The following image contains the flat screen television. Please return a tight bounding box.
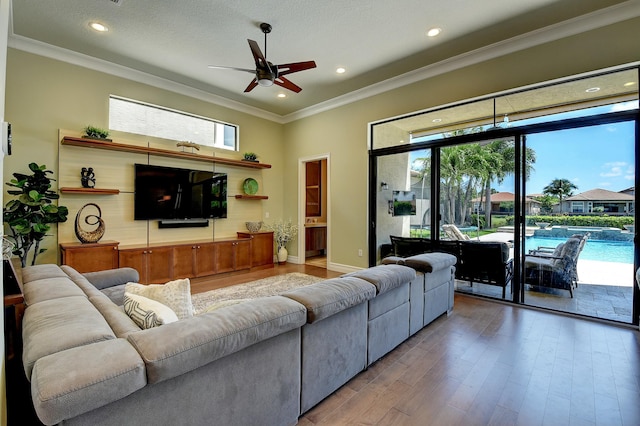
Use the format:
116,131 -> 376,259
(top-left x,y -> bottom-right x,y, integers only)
134,163 -> 227,221
392,190 -> 416,216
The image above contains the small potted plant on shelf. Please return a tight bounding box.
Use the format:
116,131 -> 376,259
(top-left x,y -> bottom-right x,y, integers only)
83,125 -> 111,141
3,163 -> 69,267
265,219 -> 297,264
243,152 -> 258,162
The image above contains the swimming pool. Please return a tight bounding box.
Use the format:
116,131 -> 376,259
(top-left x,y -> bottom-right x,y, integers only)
525,236 -> 634,264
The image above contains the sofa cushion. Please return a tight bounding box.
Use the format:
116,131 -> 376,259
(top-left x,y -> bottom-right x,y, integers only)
22,296 -> 116,380
90,294 -> 141,337
23,276 -> 87,306
343,264 -> 416,294
124,292 -> 179,329
21,264 -> 68,283
101,285 -> 126,306
60,265 -> 105,299
282,277 -> 376,323
83,267 -> 140,290
403,252 -> 457,273
125,279 -> 194,320
30,339 -> 146,426
380,256 -> 405,265
127,295 -> 306,384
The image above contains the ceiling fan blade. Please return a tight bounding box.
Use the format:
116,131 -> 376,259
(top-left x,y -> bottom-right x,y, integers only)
244,78 -> 259,93
247,39 -> 271,72
207,65 -> 255,74
276,61 -> 317,77
274,76 -> 302,93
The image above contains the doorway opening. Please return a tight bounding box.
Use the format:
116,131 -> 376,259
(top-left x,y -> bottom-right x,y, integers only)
299,155 -> 329,269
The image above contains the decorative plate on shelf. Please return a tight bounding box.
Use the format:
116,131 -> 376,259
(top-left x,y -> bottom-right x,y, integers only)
243,178 -> 259,195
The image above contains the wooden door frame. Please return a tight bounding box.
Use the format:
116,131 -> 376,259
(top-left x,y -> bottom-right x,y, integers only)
298,154 -> 330,266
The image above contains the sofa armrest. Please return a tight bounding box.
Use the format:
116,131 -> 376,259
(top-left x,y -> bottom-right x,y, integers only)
30,339 -> 146,426
282,277 -> 376,323
82,267 -> 140,290
127,295 -> 306,384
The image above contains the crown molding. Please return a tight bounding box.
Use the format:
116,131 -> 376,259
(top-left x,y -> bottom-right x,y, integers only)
7,34 -> 283,123
282,0 -> 640,123
8,0 -> 640,125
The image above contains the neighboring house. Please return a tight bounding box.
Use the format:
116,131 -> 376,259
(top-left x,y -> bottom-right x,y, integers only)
562,188 -> 635,215
472,192 -> 542,215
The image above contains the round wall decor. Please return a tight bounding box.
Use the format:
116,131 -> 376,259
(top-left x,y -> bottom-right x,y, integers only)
243,178 -> 259,195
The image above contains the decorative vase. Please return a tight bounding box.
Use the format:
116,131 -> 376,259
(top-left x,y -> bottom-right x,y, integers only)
277,246 -> 288,264
75,203 -> 106,244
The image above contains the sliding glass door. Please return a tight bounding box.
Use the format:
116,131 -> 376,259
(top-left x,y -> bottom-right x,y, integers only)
521,122 -> 636,322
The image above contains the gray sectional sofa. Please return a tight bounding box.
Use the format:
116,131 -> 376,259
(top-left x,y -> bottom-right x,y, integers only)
20,252 -> 456,426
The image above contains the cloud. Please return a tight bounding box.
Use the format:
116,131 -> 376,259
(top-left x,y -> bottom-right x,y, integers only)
599,182 -> 612,187
600,161 -> 628,177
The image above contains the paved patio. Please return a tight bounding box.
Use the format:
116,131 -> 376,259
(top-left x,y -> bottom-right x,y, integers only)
455,259 -> 634,323
458,231 -> 635,323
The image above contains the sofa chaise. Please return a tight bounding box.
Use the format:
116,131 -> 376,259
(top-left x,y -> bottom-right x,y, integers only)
20,256 -> 455,425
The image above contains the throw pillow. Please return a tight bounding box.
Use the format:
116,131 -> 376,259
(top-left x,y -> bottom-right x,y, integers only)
125,278 -> 194,320
123,292 -> 178,329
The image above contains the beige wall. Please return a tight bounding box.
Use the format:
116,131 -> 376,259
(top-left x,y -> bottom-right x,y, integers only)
3,17 -> 639,270
283,17 -> 639,268
4,49 -> 285,264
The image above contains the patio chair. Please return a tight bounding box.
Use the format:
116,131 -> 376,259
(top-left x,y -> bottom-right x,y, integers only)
524,236 -> 583,297
457,241 -> 513,299
442,224 -> 471,241
527,233 -> 589,287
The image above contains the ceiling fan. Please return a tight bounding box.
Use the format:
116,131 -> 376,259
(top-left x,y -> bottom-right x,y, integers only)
208,22 -> 317,93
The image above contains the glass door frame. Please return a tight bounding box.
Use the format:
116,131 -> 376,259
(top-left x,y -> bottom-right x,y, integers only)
369,108 -> 639,325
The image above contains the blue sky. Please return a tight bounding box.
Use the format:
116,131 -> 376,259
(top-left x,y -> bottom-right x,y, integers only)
503,120 -> 636,195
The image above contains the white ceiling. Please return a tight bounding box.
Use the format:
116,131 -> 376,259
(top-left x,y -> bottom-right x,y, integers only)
8,0 -> 639,120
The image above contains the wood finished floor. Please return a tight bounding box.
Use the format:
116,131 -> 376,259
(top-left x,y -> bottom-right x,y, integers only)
196,265 -> 640,425
297,295 -> 640,426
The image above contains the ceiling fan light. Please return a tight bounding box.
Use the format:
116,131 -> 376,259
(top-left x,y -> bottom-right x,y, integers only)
258,78 -> 273,87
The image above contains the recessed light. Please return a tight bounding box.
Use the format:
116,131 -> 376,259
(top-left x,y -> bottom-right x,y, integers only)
432,118 -> 442,123
585,87 -> 600,93
426,27 -> 442,37
623,82 -> 636,87
336,67 -> 346,74
89,22 -> 109,32
277,93 -> 286,98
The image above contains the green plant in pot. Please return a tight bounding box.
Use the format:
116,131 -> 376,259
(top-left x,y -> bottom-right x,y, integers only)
83,125 -> 110,140
243,152 -> 258,162
3,163 -> 69,267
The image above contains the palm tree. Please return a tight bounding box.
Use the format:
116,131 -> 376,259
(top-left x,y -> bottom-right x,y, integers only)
482,140 -> 536,227
543,178 -> 578,213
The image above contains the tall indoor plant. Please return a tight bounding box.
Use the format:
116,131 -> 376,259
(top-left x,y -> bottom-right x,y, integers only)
3,163 -> 69,267
266,219 -> 298,264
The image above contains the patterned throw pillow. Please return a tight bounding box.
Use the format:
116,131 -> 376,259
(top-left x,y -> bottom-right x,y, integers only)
125,278 -> 194,320
123,292 -> 179,329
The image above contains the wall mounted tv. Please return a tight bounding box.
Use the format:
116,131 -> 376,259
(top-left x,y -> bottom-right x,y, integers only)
134,163 -> 227,224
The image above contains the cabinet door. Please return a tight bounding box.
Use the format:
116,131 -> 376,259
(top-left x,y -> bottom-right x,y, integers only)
61,242 -> 119,273
234,240 -> 251,270
195,243 -> 217,277
173,245 -> 196,279
237,232 -> 274,267
119,249 -> 147,283
147,247 -> 173,284
215,241 -> 236,274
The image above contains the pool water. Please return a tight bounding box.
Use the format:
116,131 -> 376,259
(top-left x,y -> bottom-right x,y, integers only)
525,237 -> 634,264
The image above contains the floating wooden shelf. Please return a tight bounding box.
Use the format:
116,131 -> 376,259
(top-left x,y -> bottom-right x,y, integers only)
61,136 -> 272,169
235,194 -> 269,200
60,187 -> 120,195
